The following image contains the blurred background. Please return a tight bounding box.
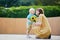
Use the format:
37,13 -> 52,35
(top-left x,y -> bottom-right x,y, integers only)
0,0 -> 60,35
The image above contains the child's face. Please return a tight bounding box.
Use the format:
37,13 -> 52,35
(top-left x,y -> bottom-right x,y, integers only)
30,10 -> 35,14
36,10 -> 40,16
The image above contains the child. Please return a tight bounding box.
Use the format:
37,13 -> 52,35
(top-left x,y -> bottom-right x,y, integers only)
26,8 -> 35,38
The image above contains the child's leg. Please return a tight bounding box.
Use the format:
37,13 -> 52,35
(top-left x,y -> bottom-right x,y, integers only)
27,25 -> 32,37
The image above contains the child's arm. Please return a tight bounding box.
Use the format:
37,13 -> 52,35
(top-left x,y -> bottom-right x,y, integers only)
35,14 -> 43,26
27,15 -> 31,20
35,22 -> 41,26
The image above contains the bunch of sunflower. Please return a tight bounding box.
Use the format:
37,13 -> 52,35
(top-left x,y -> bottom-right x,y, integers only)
30,15 -> 37,22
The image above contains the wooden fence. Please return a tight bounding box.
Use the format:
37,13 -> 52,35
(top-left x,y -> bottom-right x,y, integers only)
0,17 -> 60,35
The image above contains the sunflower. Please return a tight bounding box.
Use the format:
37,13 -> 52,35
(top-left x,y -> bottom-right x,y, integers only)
30,15 -> 37,22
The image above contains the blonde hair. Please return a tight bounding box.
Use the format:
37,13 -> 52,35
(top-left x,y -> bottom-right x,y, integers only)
29,8 -> 35,12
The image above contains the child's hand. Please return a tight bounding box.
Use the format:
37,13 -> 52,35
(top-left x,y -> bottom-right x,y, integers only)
35,22 -> 41,26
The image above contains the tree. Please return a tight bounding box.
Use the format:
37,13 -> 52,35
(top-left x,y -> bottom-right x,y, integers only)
0,0 -> 60,7
39,0 -> 60,6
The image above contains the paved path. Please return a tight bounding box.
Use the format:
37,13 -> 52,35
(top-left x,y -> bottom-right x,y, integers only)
0,34 -> 60,40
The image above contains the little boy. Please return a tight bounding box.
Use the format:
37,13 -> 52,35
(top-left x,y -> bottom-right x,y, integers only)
26,8 -> 35,38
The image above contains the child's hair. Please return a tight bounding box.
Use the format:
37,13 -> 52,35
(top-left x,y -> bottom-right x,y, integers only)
36,8 -> 44,15
29,8 -> 35,12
